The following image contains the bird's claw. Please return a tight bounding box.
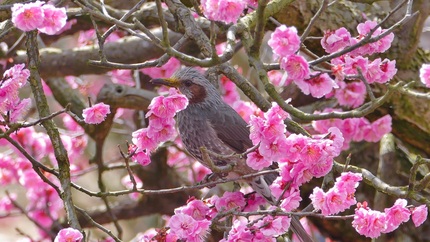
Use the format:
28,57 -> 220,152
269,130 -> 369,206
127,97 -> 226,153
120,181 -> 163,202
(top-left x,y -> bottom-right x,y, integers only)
198,172 -> 228,188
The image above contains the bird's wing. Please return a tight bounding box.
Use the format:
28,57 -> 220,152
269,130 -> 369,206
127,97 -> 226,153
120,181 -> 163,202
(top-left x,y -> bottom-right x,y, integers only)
206,103 -> 253,154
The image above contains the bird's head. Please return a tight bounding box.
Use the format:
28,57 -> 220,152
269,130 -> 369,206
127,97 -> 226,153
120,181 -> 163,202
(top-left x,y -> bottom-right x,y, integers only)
151,68 -> 221,104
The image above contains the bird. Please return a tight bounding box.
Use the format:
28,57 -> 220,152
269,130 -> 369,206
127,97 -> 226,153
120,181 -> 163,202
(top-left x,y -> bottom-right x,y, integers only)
151,67 -> 313,242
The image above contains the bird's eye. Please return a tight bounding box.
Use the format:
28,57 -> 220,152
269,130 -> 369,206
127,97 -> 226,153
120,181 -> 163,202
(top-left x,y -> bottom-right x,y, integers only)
183,80 -> 193,87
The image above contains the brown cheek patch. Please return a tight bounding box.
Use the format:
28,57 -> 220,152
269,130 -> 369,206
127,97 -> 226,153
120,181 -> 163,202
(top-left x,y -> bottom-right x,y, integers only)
189,84 -> 207,103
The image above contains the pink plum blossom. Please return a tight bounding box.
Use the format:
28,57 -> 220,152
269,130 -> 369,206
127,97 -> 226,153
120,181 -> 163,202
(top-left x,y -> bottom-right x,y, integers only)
311,187 -> 343,215
243,193 -> 267,212
249,103 -> 288,147
0,64 -> 30,107
310,187 -> 325,212
38,5 -> 67,35
212,191 -> 246,212
419,64 -> 430,88
411,205 -> 428,227
254,215 -> 291,237
221,219 -> 255,242
352,203 -> 387,238
249,115 -> 265,144
295,73 -> 338,98
268,25 -> 301,57
383,199 -> 410,233
12,1 -> 68,35
278,186 -> 302,211
146,116 -> 176,143
310,172 -> 361,216
201,0 -> 247,24
364,58 -> 384,83
3,98 -> 31,123
168,213 -> 211,241
132,150 -> 151,166
355,20 -> 394,55
312,108 -> 390,149
260,136 -> 288,161
82,102 -> 111,124
246,149 -> 271,170
379,59 -> 397,83
335,172 -> 362,194
147,88 -> 188,118
176,198 -> 210,221
11,1 -> 45,31
3,63 -> 29,86
280,54 -> 310,81
335,81 -> 366,108
54,228 -> 83,242
343,55 -> 368,76
264,102 -> 289,122
132,128 -> 157,151
331,64 -> 345,82
363,115 -> 392,142
259,123 -> 286,148
321,27 -> 352,53
132,88 -> 187,158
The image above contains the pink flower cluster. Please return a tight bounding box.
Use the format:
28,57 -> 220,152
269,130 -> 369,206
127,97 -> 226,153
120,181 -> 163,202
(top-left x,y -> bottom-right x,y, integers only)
201,0 -> 247,24
82,102 -> 111,124
331,55 -> 397,107
167,198 -> 212,241
0,125 -> 89,240
247,103 -> 289,170
0,64 -> 31,123
221,215 -> 291,241
149,190 -> 293,241
336,55 -> 397,84
269,127 -> 344,211
352,200 -> 428,238
268,25 -> 338,98
11,1 -> 67,35
420,63 -> 430,88
54,228 -> 83,242
246,103 -> 343,212
310,172 -> 362,216
10,156 -> 63,237
132,88 -> 188,166
321,20 -> 394,55
313,110 -> 392,149
321,21 -> 397,107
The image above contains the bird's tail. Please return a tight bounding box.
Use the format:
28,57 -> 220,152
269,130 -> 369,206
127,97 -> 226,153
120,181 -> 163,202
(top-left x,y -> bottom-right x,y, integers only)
249,175 -> 314,242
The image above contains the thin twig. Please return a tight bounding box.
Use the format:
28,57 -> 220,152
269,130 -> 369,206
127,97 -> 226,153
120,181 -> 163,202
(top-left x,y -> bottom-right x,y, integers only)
300,0 -> 329,42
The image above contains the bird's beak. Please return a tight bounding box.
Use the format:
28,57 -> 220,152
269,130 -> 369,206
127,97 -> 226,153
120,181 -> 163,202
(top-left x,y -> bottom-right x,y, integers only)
150,77 -> 180,87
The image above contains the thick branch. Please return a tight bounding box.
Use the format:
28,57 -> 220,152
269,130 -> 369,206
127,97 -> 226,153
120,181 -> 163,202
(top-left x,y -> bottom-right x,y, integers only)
26,31 -> 81,229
